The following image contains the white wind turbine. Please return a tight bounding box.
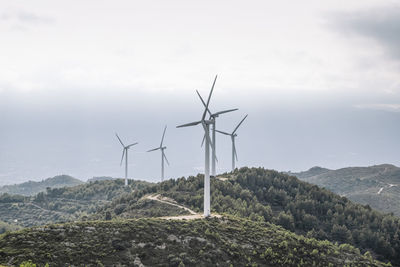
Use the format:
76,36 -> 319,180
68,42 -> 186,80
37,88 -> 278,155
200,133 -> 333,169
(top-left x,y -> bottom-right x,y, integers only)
116,133 -> 138,186
196,91 -> 238,177
176,75 -> 217,217
216,114 -> 248,171
147,125 -> 170,182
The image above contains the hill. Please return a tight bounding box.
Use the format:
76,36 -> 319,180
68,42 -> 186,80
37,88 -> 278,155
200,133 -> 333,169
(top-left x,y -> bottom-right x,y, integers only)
0,175 -> 84,196
2,167 -> 400,265
0,179 -> 154,227
94,167 -> 400,265
292,164 -> 400,216
0,216 -> 389,266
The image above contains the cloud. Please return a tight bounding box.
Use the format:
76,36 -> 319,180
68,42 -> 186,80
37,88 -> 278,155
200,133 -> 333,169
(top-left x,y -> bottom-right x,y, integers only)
0,9 -> 54,27
354,103 -> 400,112
332,6 -> 400,60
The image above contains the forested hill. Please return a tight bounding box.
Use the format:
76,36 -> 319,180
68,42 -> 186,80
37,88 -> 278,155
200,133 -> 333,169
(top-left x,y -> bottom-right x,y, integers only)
0,175 -> 84,196
2,167 -> 400,265
0,216 -> 389,266
98,167 -> 400,265
292,164 -> 400,216
0,179 -> 153,227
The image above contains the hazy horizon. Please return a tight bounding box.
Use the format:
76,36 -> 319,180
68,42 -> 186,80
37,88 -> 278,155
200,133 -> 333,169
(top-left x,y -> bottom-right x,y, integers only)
1,0 -> 400,185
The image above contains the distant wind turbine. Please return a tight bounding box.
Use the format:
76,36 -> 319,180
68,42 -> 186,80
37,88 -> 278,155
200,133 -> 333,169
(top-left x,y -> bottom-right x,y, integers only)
196,90 -> 238,177
216,114 -> 248,171
147,125 -> 170,182
116,133 -> 138,186
177,75 -> 217,217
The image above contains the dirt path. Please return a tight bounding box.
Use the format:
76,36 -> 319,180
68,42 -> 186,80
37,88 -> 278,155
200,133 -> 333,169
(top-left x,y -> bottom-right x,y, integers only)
145,194 -> 197,215
377,184 -> 398,195
161,213 -> 222,220
144,194 -> 221,220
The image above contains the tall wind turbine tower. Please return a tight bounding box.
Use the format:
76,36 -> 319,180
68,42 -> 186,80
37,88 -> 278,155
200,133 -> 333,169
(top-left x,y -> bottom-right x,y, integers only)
147,125 -> 170,182
216,114 -> 248,171
177,75 -> 217,217
116,133 -> 138,186
196,90 -> 238,177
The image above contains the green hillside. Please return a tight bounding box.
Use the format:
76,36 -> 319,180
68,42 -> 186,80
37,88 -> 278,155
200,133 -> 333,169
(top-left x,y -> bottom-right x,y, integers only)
2,167 -> 400,265
0,175 -> 84,196
292,164 -> 400,216
0,216 -> 389,267
0,179 -> 154,227
91,167 -> 400,265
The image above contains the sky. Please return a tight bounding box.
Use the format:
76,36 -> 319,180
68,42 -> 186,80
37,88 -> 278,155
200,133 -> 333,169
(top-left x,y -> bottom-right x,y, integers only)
1,0 -> 400,185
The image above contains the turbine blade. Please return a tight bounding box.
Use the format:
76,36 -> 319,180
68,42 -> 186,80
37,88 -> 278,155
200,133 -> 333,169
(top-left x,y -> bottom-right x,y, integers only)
163,151 -> 170,166
212,108 -> 238,116
201,134 -> 205,147
232,114 -> 248,134
202,122 -> 213,147
202,75 -> 217,121
176,121 -> 202,128
147,147 -> 160,152
215,130 -> 231,136
116,133 -> 125,147
127,142 -> 138,148
160,125 -> 167,147
196,90 -> 212,117
120,148 -> 126,166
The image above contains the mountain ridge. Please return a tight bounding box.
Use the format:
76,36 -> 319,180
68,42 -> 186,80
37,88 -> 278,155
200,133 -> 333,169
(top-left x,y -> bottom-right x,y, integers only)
0,175 -> 84,196
291,164 -> 400,216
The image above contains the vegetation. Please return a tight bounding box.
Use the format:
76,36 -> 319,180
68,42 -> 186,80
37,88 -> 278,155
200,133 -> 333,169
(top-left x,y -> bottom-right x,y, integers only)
0,175 -> 84,196
104,167 -> 400,265
2,167 -> 400,265
292,164 -> 400,216
0,179 -> 154,227
0,216 -> 390,266
0,220 -> 21,235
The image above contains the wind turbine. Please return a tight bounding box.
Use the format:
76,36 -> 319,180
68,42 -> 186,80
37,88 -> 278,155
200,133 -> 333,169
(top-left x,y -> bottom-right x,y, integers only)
116,133 -> 138,186
216,114 -> 248,171
176,75 -> 217,217
196,91 -> 238,177
147,125 -> 170,182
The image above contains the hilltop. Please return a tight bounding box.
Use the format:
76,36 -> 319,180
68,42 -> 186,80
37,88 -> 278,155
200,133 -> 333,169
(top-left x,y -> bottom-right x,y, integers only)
292,164 -> 400,216
0,216 -> 389,266
91,167 -> 400,265
0,175 -> 84,196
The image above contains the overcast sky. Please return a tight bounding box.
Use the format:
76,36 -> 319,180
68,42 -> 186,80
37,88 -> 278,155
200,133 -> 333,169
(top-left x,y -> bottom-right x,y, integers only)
1,0 -> 400,185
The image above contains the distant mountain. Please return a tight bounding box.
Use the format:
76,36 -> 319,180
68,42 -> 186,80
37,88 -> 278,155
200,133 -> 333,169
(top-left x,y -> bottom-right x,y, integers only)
0,175 -> 84,196
291,164 -> 400,216
0,216 -> 387,266
290,166 -> 331,179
